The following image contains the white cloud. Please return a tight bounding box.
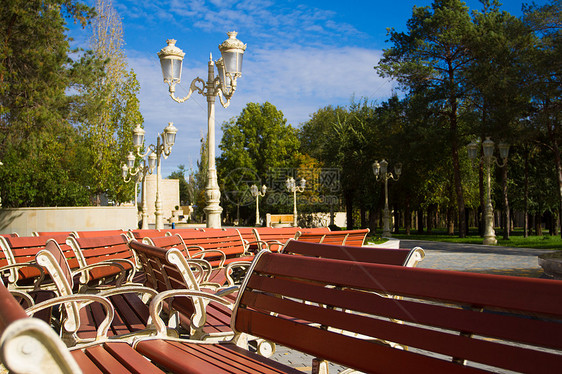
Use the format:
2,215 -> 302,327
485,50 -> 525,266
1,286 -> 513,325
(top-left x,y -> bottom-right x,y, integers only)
128,43 -> 394,177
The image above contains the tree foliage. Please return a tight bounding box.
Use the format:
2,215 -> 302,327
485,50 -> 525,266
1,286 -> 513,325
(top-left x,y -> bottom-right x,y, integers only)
217,102 -> 300,224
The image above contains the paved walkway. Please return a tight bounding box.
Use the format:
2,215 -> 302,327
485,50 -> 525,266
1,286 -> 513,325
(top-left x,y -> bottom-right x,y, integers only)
269,240 -> 556,372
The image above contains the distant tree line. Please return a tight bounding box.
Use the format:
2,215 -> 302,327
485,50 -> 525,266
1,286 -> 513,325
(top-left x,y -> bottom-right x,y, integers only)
211,0 -> 562,238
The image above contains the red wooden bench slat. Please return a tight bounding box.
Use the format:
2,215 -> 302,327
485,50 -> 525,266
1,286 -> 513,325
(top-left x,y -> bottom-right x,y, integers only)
104,342 -> 167,374
0,279 -> 29,329
70,235 -> 136,281
136,339 -> 297,374
73,230 -> 126,238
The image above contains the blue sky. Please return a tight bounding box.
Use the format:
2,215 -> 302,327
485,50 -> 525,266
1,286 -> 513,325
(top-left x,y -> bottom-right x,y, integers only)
68,0 -> 546,177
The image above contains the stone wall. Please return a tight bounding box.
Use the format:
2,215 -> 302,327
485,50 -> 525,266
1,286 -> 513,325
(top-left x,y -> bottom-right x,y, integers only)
0,206 -> 137,236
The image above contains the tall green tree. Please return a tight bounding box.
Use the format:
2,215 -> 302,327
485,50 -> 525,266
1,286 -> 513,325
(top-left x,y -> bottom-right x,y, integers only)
466,1 -> 534,239
523,0 -> 562,237
80,0 -> 142,205
376,0 -> 476,237
0,0 -> 98,207
217,102 -> 300,223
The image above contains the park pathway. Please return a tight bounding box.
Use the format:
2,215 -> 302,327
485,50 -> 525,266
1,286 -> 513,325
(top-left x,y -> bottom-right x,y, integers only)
399,239 -> 555,277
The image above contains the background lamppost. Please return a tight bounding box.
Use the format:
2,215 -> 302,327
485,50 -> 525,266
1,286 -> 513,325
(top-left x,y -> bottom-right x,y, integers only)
372,160 -> 402,237
286,177 -> 306,227
132,122 -> 177,230
157,32 -> 246,228
250,184 -> 267,227
122,152 -> 154,229
467,137 -> 509,245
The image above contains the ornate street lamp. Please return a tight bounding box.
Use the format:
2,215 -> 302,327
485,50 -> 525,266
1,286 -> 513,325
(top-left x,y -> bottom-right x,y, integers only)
373,160 -> 402,237
467,137 -> 509,245
131,122 -> 177,229
286,177 -> 306,227
122,151 -> 154,229
250,184 -> 267,227
158,32 -> 246,228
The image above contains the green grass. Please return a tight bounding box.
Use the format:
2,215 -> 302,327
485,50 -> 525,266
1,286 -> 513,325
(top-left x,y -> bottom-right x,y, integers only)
368,229 -> 562,250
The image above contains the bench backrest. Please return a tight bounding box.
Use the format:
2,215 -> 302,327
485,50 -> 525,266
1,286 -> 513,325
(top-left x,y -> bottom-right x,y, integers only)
71,229 -> 126,238
129,229 -> 165,240
0,235 -> 78,282
66,234 -> 134,283
128,239 -> 205,326
281,239 -> 424,267
172,229 -> 246,258
296,228 -> 369,246
232,252 -> 562,373
33,231 -> 72,237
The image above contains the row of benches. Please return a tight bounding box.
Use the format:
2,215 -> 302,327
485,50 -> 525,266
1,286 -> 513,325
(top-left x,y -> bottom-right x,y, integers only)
2,237 -> 562,373
0,227 -> 371,290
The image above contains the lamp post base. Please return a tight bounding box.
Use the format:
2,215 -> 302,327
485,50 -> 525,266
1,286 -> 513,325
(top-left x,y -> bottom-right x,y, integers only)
382,207 -> 392,238
205,205 -> 223,228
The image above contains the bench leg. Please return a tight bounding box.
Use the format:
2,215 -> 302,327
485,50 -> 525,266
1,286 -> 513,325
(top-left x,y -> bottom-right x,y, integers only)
312,358 -> 329,374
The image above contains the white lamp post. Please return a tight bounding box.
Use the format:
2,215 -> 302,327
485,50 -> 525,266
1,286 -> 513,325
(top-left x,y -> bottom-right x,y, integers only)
250,184 -> 267,227
158,32 -> 246,228
286,177 -> 306,227
467,137 -> 509,245
122,151 -> 154,229
373,160 -> 402,237
132,122 -> 177,229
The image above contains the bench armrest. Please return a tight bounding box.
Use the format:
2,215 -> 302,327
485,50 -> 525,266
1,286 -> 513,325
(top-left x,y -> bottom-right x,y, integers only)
149,289 -> 234,336
72,261 -> 128,289
403,247 -> 425,267
0,263 -> 46,290
244,240 -> 268,253
189,248 -> 227,268
224,261 -> 253,286
25,293 -> 114,343
8,289 -> 35,308
266,240 -> 285,252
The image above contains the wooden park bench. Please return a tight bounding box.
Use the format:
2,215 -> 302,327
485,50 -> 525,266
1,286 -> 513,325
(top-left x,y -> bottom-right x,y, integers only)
3,250 -> 562,372
0,235 -> 78,291
141,234 -> 251,287
66,234 -> 141,292
32,239 -> 158,346
168,229 -> 258,269
295,228 -> 370,246
128,239 -> 243,346
0,278 -> 167,373
137,250 -> 562,373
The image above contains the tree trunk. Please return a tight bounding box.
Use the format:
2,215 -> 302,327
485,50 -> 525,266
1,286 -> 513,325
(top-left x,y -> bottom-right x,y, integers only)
394,209 -> 400,234
417,208 -> 424,234
535,212 -> 542,236
405,197 -> 411,235
345,189 -> 354,230
447,206 -> 455,235
360,207 -> 367,229
524,146 -> 529,238
427,204 -> 434,234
